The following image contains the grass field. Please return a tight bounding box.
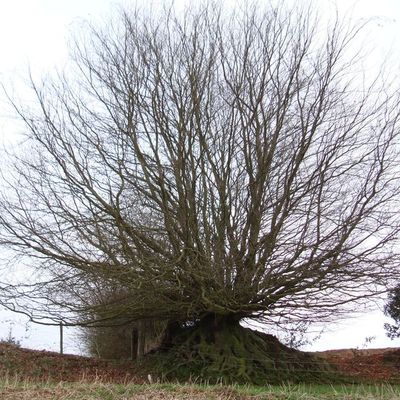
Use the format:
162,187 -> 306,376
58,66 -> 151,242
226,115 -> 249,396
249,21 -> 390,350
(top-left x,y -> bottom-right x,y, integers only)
1,379 -> 400,400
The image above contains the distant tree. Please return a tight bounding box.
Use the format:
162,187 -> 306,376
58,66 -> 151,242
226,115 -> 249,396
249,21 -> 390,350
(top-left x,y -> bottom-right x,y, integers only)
1,2 -> 400,383
0,326 -> 21,348
384,286 -> 400,339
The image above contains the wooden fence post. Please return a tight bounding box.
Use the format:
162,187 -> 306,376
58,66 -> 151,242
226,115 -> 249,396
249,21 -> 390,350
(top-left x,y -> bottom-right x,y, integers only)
59,322 -> 64,355
131,328 -> 138,360
137,320 -> 145,359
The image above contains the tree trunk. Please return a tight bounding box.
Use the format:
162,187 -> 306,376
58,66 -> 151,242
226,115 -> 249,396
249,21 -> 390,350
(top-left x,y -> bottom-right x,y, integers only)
130,328 -> 138,360
136,320 -> 145,359
146,314 -> 338,384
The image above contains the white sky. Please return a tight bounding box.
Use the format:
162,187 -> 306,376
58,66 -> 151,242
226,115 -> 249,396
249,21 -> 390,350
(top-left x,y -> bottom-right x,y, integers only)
0,0 -> 400,354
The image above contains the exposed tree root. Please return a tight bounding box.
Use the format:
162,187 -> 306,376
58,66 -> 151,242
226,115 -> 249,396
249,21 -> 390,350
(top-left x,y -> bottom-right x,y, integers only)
144,317 -> 338,385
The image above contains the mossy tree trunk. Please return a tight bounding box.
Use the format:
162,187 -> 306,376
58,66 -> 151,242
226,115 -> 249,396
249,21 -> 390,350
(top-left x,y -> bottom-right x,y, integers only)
146,314 -> 336,385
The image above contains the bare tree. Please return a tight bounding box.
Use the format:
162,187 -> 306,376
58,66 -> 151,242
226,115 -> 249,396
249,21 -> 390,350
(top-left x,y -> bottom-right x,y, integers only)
0,2 -> 400,383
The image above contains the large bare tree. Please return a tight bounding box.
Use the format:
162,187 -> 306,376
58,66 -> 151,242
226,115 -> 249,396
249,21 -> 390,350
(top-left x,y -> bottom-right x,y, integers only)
1,2 -> 400,383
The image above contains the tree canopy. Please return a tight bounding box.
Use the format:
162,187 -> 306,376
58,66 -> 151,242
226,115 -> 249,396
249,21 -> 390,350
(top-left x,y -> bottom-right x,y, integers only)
0,2 -> 399,382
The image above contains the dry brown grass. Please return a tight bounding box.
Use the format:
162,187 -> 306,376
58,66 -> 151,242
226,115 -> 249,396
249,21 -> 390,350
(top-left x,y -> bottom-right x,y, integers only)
0,381 -> 273,400
2,380 -> 400,400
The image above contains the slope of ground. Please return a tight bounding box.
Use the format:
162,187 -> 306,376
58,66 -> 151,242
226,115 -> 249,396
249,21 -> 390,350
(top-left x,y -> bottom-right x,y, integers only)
0,343 -> 144,383
317,347 -> 400,382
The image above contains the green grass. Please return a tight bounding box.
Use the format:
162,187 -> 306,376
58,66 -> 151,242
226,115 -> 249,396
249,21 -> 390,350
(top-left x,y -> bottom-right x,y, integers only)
1,379 -> 400,399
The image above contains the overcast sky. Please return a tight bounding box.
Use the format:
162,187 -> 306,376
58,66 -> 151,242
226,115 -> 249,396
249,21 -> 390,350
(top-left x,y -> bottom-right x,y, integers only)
0,0 -> 400,354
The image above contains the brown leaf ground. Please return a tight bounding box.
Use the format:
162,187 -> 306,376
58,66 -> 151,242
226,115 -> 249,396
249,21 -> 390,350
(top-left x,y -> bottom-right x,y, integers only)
317,347 -> 400,382
0,343 -> 144,383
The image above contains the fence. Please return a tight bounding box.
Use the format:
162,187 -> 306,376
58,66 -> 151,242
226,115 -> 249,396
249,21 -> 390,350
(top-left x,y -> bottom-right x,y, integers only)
0,311 -> 83,355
